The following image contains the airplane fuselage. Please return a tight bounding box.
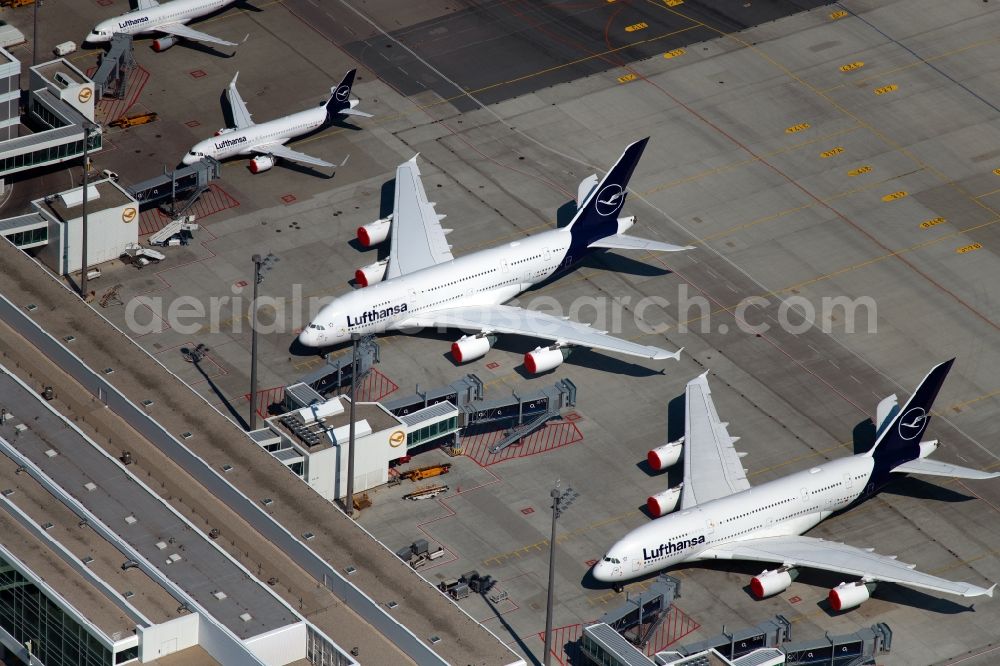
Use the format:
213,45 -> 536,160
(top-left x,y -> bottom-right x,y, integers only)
300,228 -> 576,346
184,106 -> 328,164
86,0 -> 235,42
593,455 -> 876,582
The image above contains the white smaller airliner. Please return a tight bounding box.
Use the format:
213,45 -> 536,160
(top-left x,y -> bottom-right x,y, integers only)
86,0 -> 241,52
299,138 -> 692,374
594,360 -> 998,610
183,69 -> 370,173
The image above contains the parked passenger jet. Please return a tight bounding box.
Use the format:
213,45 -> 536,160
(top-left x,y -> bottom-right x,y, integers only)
298,138 -> 691,374
594,360 -> 998,609
86,0 -> 241,52
183,69 -> 370,173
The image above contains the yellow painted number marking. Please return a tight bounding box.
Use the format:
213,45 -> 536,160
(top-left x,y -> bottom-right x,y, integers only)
881,191 -> 907,202
920,217 -> 945,229
618,73 -> 638,84
663,48 -> 686,59
874,84 -> 898,95
829,9 -> 848,19
957,242 -> 983,254
785,123 -> 811,134
820,147 -> 844,158
993,168 -> 1000,176
839,61 -> 864,72
625,22 -> 648,32
665,0 -> 684,6
848,166 -> 872,176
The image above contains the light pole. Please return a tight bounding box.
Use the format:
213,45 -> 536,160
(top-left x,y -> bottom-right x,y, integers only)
344,334 -> 377,515
542,482 -> 578,666
31,1 -> 40,66
345,333 -> 360,516
249,252 -> 277,430
79,122 -> 96,299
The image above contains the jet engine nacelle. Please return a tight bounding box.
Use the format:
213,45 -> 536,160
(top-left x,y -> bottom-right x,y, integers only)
646,486 -> 681,518
357,217 -> 392,247
355,259 -> 388,287
647,438 -> 684,471
249,155 -> 275,174
152,36 -> 179,52
750,567 -> 798,599
451,334 -> 496,363
918,439 -> 938,459
828,581 -> 874,611
617,215 -> 636,234
524,346 -> 570,374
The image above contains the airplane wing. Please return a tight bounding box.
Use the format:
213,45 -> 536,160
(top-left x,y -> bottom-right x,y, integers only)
680,372 -> 750,510
589,234 -> 693,253
158,22 -> 238,47
137,0 -> 159,9
385,155 -> 454,279
397,304 -> 680,361
226,73 -> 254,129
893,458 -> 1000,480
258,144 -> 335,169
701,534 -> 995,598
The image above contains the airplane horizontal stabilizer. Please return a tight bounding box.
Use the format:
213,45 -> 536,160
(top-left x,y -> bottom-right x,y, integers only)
340,108 -> 373,118
589,234 -> 693,253
892,458 -> 1000,480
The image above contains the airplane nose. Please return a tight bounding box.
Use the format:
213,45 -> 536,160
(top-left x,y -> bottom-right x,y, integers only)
182,155 -> 196,166
298,328 -> 320,348
592,561 -> 610,582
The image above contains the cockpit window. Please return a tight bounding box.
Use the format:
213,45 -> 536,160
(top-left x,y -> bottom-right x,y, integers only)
309,324 -> 325,331
602,556 -> 620,564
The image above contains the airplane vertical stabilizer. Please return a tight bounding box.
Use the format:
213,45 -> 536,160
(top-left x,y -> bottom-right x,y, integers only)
865,359 -> 954,481
566,138 -> 648,248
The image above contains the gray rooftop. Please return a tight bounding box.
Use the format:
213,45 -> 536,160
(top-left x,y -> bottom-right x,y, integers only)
0,369 -> 298,640
584,622 -> 654,666
398,400 -> 458,428
0,212 -> 46,234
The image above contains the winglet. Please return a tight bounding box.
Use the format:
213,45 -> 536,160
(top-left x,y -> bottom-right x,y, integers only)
986,584 -> 995,598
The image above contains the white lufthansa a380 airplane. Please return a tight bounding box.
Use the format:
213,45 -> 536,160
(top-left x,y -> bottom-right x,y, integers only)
86,0 -> 241,52
298,138 -> 691,374
594,360 -> 998,609
183,69 -> 370,173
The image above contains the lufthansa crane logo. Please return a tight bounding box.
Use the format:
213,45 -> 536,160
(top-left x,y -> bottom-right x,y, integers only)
78,87 -> 93,104
897,406 -> 926,441
594,183 -> 624,217
122,207 -> 137,223
389,430 -> 406,448
334,85 -> 350,103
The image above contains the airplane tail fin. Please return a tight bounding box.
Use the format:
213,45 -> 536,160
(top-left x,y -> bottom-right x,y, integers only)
566,138 -> 648,247
865,359 -> 954,475
326,69 -> 358,117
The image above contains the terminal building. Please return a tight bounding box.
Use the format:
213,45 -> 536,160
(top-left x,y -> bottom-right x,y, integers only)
0,48 -> 101,187
0,366 -> 330,666
0,177 -> 139,277
253,383 -> 460,502
0,237 -> 524,666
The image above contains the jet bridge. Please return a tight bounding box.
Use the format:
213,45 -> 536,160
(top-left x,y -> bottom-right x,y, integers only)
299,338 -> 381,396
666,615 -> 892,665
599,574 -> 682,649
125,157 -> 221,216
92,34 -> 135,100
383,374 -> 576,451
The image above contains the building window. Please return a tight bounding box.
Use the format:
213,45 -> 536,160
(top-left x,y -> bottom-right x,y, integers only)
0,554 -> 112,666
115,646 -> 139,664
